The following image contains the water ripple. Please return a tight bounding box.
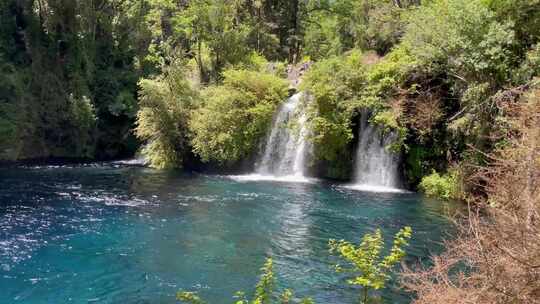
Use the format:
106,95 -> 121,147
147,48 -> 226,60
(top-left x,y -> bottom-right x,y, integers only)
0,165 -> 458,304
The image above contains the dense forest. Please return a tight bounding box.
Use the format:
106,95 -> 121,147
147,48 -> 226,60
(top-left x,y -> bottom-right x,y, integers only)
1,0 -> 538,188
1,0 -> 539,302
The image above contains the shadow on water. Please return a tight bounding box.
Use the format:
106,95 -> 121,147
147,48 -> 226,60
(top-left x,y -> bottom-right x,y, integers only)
0,164 -> 459,304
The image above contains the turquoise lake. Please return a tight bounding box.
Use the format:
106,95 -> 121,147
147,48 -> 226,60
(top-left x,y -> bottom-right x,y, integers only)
0,163 -> 456,304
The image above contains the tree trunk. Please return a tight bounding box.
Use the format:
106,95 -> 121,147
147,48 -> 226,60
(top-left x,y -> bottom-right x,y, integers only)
288,0 -> 299,63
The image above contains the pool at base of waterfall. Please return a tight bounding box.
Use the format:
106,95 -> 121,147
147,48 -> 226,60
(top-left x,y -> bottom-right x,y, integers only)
0,163 -> 457,304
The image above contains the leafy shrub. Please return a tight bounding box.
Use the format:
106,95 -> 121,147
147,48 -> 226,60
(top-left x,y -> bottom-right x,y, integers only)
371,110 -> 400,133
135,58 -> 198,169
68,94 -> 97,157
419,170 -> 460,200
355,46 -> 416,151
360,45 -> 416,103
177,258 -> 314,304
329,227 -> 413,304
189,69 -> 288,164
300,51 -> 365,162
513,44 -> 540,84
371,110 -> 407,153
301,48 -> 414,163
234,52 -> 283,75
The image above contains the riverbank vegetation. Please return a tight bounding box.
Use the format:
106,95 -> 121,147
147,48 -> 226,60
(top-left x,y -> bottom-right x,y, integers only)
1,0 -> 539,303
403,88 -> 540,304
2,0 -> 538,187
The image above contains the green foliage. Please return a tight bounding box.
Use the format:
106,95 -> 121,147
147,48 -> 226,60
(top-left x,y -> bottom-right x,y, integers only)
329,227 -> 413,303
303,14 -> 343,60
513,44 -> 540,84
68,94 -> 97,157
177,292 -> 206,304
301,47 -> 415,163
108,90 -> 138,118
419,170 -> 461,200
404,144 -> 449,187
371,110 -> 407,153
404,0 -> 518,86
0,0 -> 149,161
189,69 -> 288,164
300,51 -> 365,162
360,46 -> 415,106
177,258 -> 313,304
348,0 -> 407,54
252,258 -> 275,304
174,0 -> 252,80
371,111 -> 399,132
135,57 -> 198,169
303,0 -> 415,57
483,0 -> 540,47
398,0 -> 540,187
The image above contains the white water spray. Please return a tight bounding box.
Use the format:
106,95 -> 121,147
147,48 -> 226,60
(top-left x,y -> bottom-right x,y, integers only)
349,111 -> 403,192
231,93 -> 311,183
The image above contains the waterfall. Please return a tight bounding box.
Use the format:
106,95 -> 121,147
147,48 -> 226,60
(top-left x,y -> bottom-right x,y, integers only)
255,93 -> 310,178
351,111 -> 402,192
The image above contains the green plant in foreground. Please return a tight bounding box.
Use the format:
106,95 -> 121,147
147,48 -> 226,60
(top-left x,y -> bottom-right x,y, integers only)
177,258 -> 313,304
329,227 -> 413,304
419,170 -> 460,200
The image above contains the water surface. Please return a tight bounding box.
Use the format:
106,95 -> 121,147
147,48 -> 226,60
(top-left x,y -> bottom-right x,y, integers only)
0,163 -> 456,303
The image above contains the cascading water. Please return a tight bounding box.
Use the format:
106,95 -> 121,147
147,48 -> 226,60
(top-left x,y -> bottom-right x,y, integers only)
256,93 -> 310,178
350,111 -> 403,192
231,93 -> 311,182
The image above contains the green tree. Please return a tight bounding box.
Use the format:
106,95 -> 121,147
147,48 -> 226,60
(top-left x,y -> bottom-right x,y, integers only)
0,0 -> 151,161
303,13 -> 343,60
483,0 -> 540,48
329,227 -> 413,303
404,0 -> 518,87
135,54 -> 198,169
303,0 -> 416,58
400,0 -> 523,173
189,69 -> 288,165
300,51 -> 365,163
173,0 -> 253,81
349,0 -> 411,54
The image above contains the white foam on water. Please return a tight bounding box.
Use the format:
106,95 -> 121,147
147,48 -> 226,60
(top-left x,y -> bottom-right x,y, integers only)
228,173 -> 314,184
343,184 -> 408,193
112,158 -> 148,166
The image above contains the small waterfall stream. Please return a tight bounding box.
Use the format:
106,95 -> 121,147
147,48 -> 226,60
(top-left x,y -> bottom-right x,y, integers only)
229,92 -> 312,183
256,93 -> 310,178
350,111 -> 402,192
232,93 -> 403,190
